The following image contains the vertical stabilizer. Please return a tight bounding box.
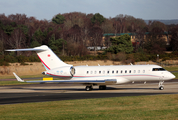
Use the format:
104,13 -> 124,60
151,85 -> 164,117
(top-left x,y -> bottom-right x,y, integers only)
6,45 -> 71,70
35,45 -> 70,70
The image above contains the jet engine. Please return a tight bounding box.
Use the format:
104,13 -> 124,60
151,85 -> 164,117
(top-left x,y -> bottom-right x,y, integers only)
42,66 -> 75,78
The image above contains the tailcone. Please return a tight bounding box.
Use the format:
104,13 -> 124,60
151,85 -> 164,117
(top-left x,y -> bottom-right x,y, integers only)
42,71 -> 47,75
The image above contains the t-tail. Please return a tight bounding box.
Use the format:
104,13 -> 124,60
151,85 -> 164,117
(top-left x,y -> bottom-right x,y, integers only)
6,45 -> 71,70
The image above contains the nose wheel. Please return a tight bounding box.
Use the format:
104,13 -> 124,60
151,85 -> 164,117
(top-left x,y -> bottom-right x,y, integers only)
159,81 -> 164,90
159,86 -> 164,90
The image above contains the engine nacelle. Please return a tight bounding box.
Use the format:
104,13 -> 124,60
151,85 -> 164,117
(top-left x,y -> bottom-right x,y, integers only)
42,66 -> 75,78
116,77 -> 130,84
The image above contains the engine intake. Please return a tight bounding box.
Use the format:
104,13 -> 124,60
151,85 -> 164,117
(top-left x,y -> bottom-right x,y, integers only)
70,66 -> 75,76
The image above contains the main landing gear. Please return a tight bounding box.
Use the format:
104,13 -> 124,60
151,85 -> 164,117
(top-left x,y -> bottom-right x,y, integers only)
85,85 -> 93,91
159,81 -> 164,90
99,85 -> 106,90
85,85 -> 107,91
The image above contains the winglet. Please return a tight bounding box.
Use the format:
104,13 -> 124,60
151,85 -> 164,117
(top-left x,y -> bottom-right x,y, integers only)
13,72 -> 24,82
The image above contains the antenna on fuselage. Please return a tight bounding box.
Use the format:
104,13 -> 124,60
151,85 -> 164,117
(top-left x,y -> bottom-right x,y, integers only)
130,63 -> 133,65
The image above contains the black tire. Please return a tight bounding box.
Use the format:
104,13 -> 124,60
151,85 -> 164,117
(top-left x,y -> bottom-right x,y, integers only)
86,86 -> 92,91
159,86 -> 164,90
99,85 -> 106,90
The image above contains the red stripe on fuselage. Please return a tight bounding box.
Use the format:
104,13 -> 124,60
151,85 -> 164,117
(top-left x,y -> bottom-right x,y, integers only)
73,74 -> 160,78
45,74 -> 160,78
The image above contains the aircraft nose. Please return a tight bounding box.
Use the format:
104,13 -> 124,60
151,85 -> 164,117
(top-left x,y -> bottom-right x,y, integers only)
168,72 -> 176,79
164,72 -> 175,80
170,74 -> 176,79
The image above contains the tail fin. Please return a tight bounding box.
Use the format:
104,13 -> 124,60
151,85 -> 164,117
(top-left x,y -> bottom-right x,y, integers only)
6,45 -> 71,70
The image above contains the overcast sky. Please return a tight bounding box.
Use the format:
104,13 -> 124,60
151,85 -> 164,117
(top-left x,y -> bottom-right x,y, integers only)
0,0 -> 178,20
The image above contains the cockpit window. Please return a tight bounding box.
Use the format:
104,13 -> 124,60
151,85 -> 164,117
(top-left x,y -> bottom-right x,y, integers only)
152,68 -> 166,71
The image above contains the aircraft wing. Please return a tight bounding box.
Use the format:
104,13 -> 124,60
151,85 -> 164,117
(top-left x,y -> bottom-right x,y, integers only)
13,73 -> 117,84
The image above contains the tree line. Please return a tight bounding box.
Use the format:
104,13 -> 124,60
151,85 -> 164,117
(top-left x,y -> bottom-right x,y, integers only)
0,12 -> 178,57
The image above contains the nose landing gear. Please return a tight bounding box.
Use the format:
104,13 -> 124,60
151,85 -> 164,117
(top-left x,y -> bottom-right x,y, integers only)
159,81 -> 164,90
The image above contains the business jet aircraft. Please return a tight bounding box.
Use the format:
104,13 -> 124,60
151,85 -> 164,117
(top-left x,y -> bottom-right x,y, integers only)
6,45 -> 175,91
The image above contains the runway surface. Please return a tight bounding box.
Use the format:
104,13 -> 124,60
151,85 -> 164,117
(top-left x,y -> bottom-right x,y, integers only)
0,80 -> 178,105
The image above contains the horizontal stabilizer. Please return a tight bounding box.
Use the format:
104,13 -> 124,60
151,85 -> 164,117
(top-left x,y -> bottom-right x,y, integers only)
6,48 -> 47,52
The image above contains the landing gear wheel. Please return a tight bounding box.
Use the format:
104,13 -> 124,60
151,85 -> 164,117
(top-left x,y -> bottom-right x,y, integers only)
99,85 -> 106,90
85,86 -> 93,91
159,86 -> 164,90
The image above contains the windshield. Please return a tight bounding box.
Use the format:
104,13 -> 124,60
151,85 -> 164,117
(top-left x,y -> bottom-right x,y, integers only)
152,68 -> 166,71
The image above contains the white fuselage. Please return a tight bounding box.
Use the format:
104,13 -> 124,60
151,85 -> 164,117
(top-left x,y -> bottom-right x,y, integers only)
7,45 -> 175,90
45,65 -> 175,85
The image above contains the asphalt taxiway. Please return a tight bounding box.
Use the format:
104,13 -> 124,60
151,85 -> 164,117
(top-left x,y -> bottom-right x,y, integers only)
0,81 -> 178,105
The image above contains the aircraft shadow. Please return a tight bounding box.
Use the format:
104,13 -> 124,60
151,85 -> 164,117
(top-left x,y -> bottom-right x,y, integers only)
106,87 -> 158,90
10,86 -> 159,92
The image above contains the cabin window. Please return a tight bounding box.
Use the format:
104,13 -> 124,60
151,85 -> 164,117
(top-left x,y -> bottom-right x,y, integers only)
125,70 -> 127,73
138,70 -> 140,73
99,71 -> 101,74
129,70 -> 131,73
152,68 -> 166,71
143,70 -> 145,73
107,71 -> 109,74
121,70 -> 123,73
116,70 -> 118,74
112,71 -> 114,74
94,71 -> 97,74
91,71 -> 93,74
134,70 -> 136,73
103,71 -> 105,74
87,71 -> 89,74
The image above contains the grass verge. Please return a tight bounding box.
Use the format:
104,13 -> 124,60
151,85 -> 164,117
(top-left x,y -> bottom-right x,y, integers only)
164,66 -> 178,71
0,94 -> 178,120
0,81 -> 36,86
0,74 -> 45,79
